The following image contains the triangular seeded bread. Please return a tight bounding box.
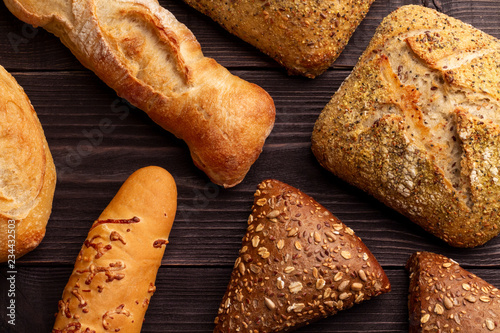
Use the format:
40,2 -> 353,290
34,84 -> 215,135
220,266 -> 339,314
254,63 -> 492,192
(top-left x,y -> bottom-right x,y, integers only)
407,252 -> 500,332
214,179 -> 391,332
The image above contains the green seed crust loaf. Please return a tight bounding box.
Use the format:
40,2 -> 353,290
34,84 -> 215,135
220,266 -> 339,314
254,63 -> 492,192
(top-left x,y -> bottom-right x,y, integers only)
312,5 -> 500,247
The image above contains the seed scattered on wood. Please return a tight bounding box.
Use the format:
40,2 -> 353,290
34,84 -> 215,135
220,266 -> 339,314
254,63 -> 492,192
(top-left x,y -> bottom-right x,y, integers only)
264,297 -> 276,311
289,281 -> 303,294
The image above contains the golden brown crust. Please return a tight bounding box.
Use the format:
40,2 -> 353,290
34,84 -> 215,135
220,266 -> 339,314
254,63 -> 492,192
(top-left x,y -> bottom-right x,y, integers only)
52,166 -> 177,333
0,64 -> 56,262
4,0 -> 276,187
312,5 -> 500,247
183,0 -> 375,78
214,179 -> 390,332
406,252 -> 500,332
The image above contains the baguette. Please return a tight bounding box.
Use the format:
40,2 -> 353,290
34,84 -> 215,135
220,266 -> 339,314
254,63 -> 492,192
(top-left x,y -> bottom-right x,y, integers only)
183,0 -> 375,78
0,64 -> 56,262
406,251 -> 500,332
312,5 -> 500,247
214,179 -> 390,332
52,166 -> 177,333
4,0 -> 276,188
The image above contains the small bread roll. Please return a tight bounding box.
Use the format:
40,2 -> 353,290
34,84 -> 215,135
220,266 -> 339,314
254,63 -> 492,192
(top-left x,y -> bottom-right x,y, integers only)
52,166 -> 177,333
0,64 -> 56,262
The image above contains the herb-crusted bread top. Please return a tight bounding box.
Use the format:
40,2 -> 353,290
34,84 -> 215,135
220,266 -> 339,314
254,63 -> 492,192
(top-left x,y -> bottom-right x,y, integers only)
312,5 -> 500,247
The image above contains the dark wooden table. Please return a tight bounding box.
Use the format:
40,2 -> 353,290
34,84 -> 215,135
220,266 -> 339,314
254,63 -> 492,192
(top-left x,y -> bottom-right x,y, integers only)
1,0 -> 499,332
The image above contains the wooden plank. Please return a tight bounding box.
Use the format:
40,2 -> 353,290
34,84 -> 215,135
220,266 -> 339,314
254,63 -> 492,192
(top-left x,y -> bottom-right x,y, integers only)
2,266 -> 500,332
5,70 -> 500,267
0,0 -> 498,71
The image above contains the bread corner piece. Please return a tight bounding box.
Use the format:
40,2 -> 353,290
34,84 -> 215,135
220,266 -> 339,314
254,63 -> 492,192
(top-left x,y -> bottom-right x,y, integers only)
406,251 -> 500,332
214,179 -> 390,332
183,0 -> 375,78
0,64 -> 56,263
312,5 -> 500,247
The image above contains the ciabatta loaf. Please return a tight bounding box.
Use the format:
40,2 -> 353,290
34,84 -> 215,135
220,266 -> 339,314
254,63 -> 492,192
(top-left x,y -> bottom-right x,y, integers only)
312,5 -> 500,247
215,179 -> 390,332
407,252 -> 500,332
0,64 -> 56,262
4,0 -> 276,188
183,0 -> 374,78
52,166 -> 177,333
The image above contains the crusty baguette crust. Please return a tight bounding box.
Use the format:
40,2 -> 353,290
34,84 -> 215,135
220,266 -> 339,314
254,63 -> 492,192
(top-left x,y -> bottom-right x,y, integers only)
312,5 -> 500,247
214,179 -> 390,332
52,166 -> 177,333
4,0 -> 275,188
0,64 -> 56,262
183,0 -> 374,78
406,252 -> 500,332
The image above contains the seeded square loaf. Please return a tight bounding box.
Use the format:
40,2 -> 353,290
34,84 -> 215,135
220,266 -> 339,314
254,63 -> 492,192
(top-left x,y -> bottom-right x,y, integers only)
182,0 -> 375,78
407,252 -> 500,332
312,5 -> 500,247
214,179 -> 390,332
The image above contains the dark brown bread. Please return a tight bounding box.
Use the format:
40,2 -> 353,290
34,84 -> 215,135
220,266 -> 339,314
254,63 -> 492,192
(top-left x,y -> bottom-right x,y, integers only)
214,179 -> 390,332
183,0 -> 375,78
312,5 -> 500,247
407,252 -> 500,332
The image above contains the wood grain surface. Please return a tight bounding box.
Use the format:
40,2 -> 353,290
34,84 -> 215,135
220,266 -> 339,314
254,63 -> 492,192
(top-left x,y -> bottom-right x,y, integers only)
1,0 -> 500,332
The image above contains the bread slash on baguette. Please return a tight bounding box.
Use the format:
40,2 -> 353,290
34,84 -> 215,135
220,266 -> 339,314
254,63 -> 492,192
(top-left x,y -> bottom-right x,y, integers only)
4,0 -> 276,188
